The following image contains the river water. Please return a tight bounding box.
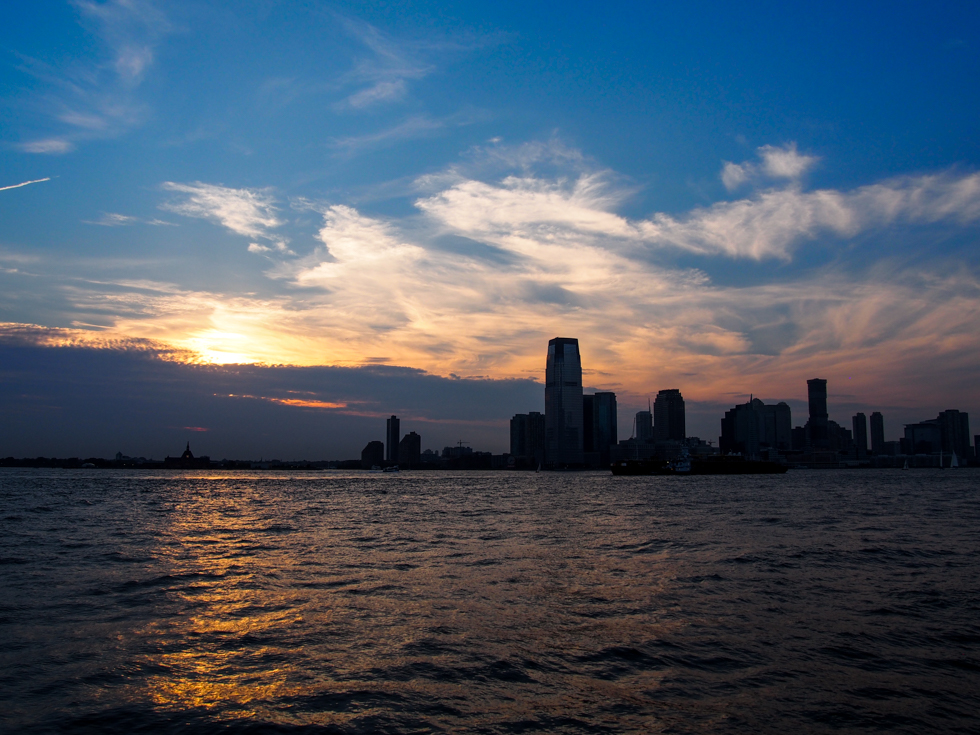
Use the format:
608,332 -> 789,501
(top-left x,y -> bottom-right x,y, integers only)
1,468 -> 978,734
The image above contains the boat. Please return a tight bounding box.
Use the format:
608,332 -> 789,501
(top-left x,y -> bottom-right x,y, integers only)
382,465 -> 400,472
610,459 -> 672,475
610,455 -> 787,476
689,456 -> 788,475
951,451 -> 959,468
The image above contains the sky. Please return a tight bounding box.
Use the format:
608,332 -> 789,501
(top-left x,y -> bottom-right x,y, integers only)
2,0 -> 979,458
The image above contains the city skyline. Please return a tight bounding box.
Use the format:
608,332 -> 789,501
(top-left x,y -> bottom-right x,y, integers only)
1,1 -> 979,456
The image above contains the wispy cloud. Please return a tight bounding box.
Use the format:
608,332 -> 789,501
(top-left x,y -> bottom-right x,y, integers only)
16,0 -> 170,153
20,139 -> 75,155
331,109 -> 489,154
336,17 -> 434,110
160,182 -> 291,253
83,212 -> 175,227
0,177 -> 51,192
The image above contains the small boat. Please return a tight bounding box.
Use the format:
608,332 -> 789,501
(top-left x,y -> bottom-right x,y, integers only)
382,465 -> 400,472
951,451 -> 959,469
902,457 -> 909,470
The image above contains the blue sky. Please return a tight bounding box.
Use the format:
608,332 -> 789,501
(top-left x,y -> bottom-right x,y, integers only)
1,0 -> 979,456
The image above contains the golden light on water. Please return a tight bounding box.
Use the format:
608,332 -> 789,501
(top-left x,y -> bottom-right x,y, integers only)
131,474 -> 682,727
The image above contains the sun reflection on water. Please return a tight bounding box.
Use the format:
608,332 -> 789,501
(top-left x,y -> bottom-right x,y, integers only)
131,473 -> 680,728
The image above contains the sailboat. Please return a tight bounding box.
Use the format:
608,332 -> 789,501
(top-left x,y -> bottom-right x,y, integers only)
902,456 -> 909,470
951,451 -> 959,469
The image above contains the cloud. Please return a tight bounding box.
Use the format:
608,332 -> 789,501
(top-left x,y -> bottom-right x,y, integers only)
82,212 -> 176,226
344,79 -> 407,108
4,141 -> 979,438
20,139 -> 74,154
161,182 -> 290,252
72,0 -> 171,85
337,18 -> 434,109
0,177 -> 51,192
646,171 -> 980,259
722,142 -> 819,191
758,143 -> 819,179
0,327 -> 541,457
415,159 -> 980,261
10,1 -> 169,152
330,115 -> 449,153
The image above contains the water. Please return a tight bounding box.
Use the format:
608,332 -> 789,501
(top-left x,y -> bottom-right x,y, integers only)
1,468 -> 978,734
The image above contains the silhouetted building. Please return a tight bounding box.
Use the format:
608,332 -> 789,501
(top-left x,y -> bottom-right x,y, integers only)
164,442 -> 210,469
936,410 -> 971,459
583,395 -> 595,452
904,420 -> 941,454
806,378 -> 829,449
827,420 -> 853,454
870,411 -> 884,455
719,398 -> 792,457
653,389 -> 685,442
361,441 -> 384,469
545,337 -> 584,466
791,425 -> 806,451
591,392 -> 618,467
510,412 -> 545,466
385,416 -> 400,462
635,410 -> 653,443
398,431 -> 421,467
852,412 -> 868,459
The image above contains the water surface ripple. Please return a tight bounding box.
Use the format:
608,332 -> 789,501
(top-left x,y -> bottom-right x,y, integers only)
1,469 -> 978,733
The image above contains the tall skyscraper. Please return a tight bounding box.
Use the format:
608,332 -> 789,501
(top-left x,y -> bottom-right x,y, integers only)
545,337 -> 584,467
385,415 -> 400,462
851,413 -> 868,459
870,411 -> 884,455
806,378 -> 829,449
936,410 -> 971,458
591,392 -> 618,467
635,410 -> 653,443
654,389 -> 685,442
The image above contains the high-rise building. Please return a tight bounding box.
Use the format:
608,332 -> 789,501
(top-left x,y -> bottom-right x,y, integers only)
806,378 -> 829,449
591,392 -> 618,467
385,415 -> 400,462
852,412 -> 868,459
510,412 -> 545,465
870,411 -> 884,455
582,395 -> 595,452
654,389 -> 685,442
635,410 -> 653,443
545,337 -> 584,467
936,410 -> 971,459
719,398 -> 791,456
398,431 -> 421,467
904,421 -> 941,455
361,441 -> 384,469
